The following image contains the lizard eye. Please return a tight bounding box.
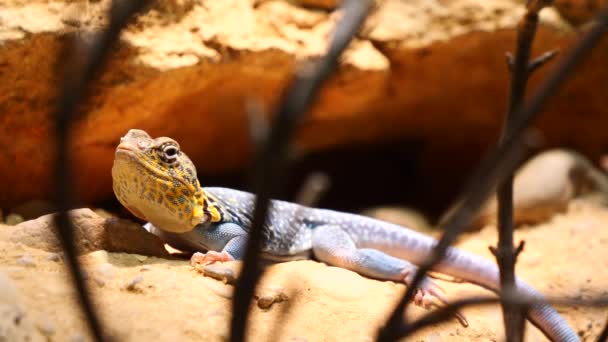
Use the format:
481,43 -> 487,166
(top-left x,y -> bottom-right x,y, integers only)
162,144 -> 179,163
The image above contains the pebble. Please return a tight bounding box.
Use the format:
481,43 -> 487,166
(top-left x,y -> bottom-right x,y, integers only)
5,213 -> 24,226
256,286 -> 288,309
140,265 -> 152,272
201,264 -> 237,284
16,255 -> 35,267
124,275 -> 144,291
46,252 -> 62,262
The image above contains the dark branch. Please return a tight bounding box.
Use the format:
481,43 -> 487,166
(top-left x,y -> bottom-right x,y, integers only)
528,50 -> 559,73
378,2 -> 608,341
52,2 -> 152,341
229,2 -> 372,342
397,294 -> 608,339
495,1 -> 553,339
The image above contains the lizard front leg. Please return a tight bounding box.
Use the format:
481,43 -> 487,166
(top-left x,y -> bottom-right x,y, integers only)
311,225 -> 449,309
190,235 -> 247,265
188,222 -> 249,266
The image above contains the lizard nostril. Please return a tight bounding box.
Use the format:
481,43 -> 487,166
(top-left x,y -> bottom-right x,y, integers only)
137,141 -> 149,149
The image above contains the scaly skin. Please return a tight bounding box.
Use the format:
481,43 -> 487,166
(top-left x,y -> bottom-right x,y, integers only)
112,129 -> 578,341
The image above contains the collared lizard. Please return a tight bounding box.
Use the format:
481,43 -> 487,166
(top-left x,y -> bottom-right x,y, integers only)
111,129 -> 578,341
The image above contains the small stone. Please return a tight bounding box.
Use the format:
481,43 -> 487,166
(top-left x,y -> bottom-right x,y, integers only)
200,264 -> 237,284
140,265 -> 152,272
256,286 -> 288,309
46,252 -> 62,262
16,255 -> 35,267
124,275 -> 144,291
5,213 -> 24,226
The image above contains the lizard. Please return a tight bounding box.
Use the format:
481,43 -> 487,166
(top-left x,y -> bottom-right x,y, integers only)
111,129 -> 579,342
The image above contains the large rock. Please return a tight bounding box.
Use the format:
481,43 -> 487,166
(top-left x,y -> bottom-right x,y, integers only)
4,209 -> 170,257
1,0 -> 608,210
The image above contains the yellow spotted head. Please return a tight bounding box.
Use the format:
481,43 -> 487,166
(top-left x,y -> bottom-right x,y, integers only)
111,129 -> 221,233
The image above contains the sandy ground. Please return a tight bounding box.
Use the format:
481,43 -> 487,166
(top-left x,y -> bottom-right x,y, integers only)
0,199 -> 606,341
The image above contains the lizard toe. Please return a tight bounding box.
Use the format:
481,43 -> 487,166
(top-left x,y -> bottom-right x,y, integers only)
190,251 -> 234,266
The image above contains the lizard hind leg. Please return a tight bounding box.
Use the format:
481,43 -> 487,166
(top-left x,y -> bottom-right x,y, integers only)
311,225 -> 454,311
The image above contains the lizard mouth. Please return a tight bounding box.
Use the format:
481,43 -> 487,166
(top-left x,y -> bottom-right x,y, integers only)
115,144 -> 138,160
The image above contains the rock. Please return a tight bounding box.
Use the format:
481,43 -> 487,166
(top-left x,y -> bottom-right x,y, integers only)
9,200 -> 54,220
461,149 -> 608,229
360,206 -> 435,235
2,0 -> 608,215
133,254 -> 148,262
9,208 -> 170,257
4,214 -> 24,226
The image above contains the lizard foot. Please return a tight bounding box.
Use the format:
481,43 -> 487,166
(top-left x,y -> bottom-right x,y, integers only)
190,251 -> 234,266
401,269 -> 469,327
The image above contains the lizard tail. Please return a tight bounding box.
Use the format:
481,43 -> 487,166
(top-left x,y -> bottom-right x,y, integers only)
432,247 -> 579,342
315,209 -> 578,341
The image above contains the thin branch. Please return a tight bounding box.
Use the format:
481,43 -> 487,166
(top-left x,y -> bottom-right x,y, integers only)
377,3 -> 608,341
229,2 -> 372,342
494,1 -> 555,340
397,294 -> 608,339
52,1 -> 152,341
528,50 -> 558,73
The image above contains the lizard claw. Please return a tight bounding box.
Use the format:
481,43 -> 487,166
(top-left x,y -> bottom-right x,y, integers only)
190,251 -> 234,266
401,269 -> 469,327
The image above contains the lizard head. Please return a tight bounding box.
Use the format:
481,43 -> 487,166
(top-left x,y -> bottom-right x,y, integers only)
111,129 -> 222,233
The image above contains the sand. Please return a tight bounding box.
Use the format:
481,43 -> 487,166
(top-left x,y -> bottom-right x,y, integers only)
0,198 -> 606,341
